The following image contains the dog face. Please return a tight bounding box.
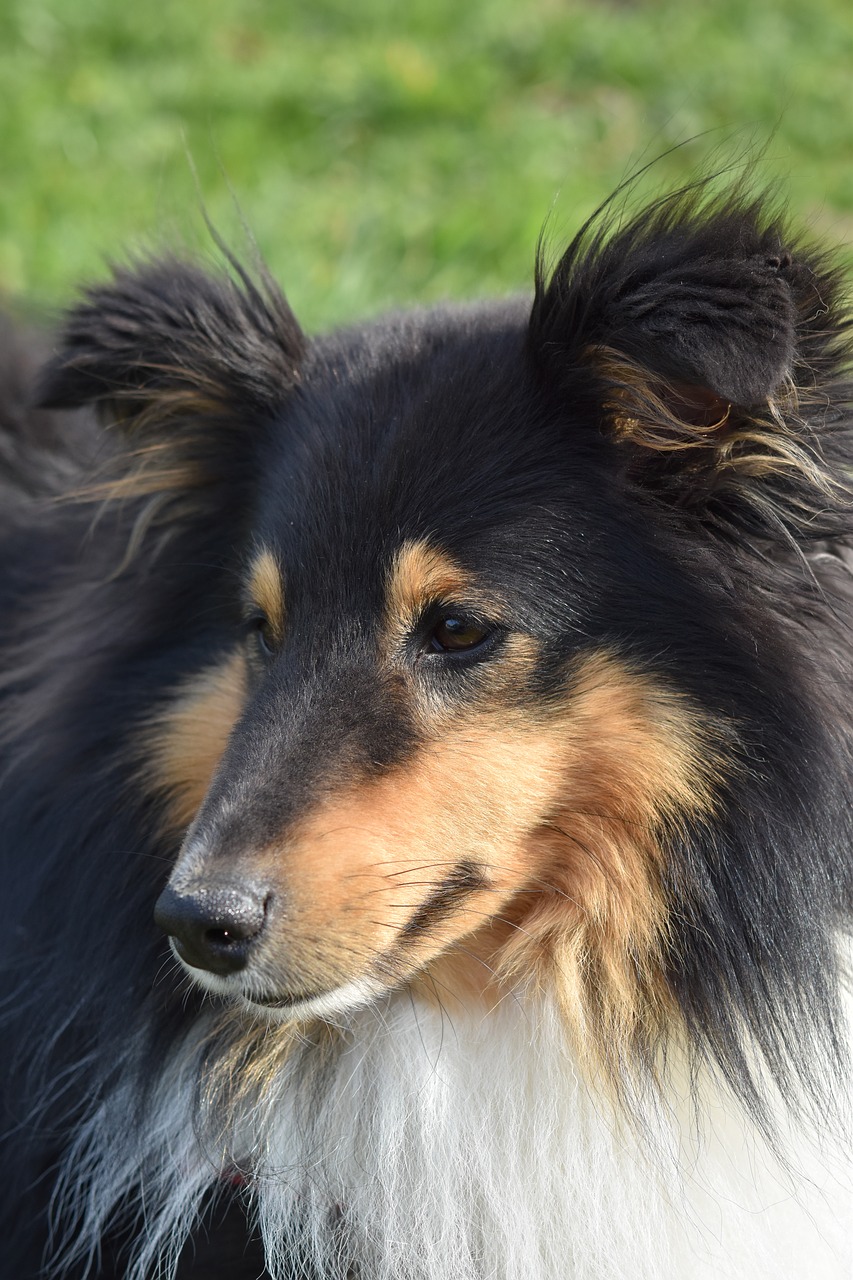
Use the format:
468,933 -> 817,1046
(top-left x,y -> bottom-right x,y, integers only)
147,310 -> 720,1034
40,192 -> 849,1065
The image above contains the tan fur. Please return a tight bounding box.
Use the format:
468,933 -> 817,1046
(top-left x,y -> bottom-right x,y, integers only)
491,652 -> 723,1073
250,712 -> 572,999
384,540 -> 472,647
382,537 -> 513,730
590,343 -> 839,500
144,540 -> 725,1073
412,651 -> 725,1073
234,649 -> 723,1072
142,651 -> 248,834
64,386 -> 228,505
384,539 -> 507,651
248,549 -> 285,645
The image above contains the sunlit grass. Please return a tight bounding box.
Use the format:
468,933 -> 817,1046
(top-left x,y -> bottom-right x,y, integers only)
1,0 -> 852,329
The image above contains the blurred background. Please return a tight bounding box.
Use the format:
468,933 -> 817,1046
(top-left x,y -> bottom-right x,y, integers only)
1,0 -> 852,332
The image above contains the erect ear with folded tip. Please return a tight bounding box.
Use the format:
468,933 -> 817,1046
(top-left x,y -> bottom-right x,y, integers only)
37,257 -> 306,501
528,190 -> 852,537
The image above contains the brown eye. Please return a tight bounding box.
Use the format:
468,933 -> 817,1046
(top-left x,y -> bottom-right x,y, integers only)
247,613 -> 276,657
430,616 -> 490,653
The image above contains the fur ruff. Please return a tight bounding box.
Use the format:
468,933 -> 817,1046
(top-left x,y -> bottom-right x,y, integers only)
54,986 -> 853,1280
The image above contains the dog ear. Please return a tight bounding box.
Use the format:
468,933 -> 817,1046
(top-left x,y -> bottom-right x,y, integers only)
38,257 -> 305,499
529,191 -> 852,538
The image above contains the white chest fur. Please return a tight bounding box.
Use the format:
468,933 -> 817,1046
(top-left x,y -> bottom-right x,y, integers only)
59,989 -> 853,1280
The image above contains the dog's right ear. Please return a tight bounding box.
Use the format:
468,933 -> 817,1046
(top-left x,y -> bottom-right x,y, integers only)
38,258 -> 305,499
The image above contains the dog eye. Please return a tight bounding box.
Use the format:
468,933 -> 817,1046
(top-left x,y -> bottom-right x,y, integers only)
429,616 -> 491,654
247,613 -> 277,657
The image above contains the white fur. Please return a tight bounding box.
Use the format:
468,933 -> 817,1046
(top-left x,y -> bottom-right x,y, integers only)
53,987 -> 853,1280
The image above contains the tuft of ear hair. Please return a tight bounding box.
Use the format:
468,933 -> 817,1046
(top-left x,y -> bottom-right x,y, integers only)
529,187 -> 853,542
38,258 -> 305,502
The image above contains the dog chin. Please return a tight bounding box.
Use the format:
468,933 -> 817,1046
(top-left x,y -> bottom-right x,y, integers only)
171,945 -> 388,1022
240,975 -> 390,1023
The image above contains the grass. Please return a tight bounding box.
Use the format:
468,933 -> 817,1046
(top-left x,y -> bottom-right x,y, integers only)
1,0 -> 852,330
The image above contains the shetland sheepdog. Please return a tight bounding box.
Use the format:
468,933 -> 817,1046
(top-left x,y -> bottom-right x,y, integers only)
2,183 -> 853,1279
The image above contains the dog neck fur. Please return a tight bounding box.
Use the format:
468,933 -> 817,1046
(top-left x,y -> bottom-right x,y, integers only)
52,984 -> 852,1280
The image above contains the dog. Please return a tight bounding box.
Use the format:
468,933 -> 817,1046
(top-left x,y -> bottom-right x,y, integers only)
2,181 -> 853,1279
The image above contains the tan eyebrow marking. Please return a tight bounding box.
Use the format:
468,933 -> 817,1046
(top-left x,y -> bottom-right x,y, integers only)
384,537 -> 506,653
386,539 -> 472,629
248,549 -> 286,645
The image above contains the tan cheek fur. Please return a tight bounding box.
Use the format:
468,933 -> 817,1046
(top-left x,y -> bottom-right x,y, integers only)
251,717 -> 570,993
141,626 -> 722,1075
254,651 -> 722,1076
141,650 -> 248,834
489,651 -> 723,1072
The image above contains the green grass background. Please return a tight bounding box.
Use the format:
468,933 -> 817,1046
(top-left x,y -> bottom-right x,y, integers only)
1,0 -> 852,331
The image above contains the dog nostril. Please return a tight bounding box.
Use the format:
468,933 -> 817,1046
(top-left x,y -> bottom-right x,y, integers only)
206,927 -> 240,946
154,882 -> 271,977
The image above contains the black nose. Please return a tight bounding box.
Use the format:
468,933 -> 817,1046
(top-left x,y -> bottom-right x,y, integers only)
154,881 -> 270,975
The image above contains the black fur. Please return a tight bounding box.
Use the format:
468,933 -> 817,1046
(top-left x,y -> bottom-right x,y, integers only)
2,184 -> 852,1276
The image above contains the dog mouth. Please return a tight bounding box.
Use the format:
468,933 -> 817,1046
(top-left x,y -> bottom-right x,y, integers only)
245,989 -> 320,1008
237,973 -> 391,1022
169,937 -> 391,1021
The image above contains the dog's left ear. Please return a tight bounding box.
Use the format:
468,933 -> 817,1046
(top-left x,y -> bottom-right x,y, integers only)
529,193 -> 851,535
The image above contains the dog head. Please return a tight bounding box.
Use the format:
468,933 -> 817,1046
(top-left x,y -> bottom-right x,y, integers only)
40,188 -> 852,1077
